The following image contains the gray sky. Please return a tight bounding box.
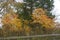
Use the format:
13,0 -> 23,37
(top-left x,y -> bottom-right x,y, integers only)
15,0 -> 23,3
52,0 -> 60,22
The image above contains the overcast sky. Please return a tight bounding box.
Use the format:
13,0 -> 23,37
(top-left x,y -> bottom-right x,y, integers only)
52,0 -> 60,15
52,0 -> 60,22
15,0 -> 23,3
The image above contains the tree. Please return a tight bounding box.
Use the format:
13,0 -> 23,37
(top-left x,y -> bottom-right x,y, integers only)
0,0 -> 55,37
2,12 -> 23,32
27,8 -> 55,35
23,0 -> 55,19
32,8 -> 55,34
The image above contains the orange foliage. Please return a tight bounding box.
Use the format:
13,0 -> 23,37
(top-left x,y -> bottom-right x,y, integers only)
2,13 -> 22,31
22,20 -> 31,35
24,25 -> 31,35
32,8 -> 55,29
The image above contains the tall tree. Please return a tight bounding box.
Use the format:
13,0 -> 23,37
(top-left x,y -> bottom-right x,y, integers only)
23,0 -> 55,19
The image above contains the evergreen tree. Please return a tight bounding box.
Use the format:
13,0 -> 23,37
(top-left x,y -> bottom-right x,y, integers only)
23,0 -> 55,19
23,0 -> 55,34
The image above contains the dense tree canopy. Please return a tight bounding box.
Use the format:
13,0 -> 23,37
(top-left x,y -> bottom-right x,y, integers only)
0,0 -> 55,37
23,0 -> 55,19
32,8 -> 54,29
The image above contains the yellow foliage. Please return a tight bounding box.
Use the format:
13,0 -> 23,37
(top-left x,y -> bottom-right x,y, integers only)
24,20 -> 29,25
10,18 -> 22,31
24,25 -> 31,35
2,13 -> 22,31
32,8 -> 55,29
22,20 -> 31,35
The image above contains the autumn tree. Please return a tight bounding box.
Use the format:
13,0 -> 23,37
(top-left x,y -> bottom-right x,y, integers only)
0,0 -> 55,37
2,12 -> 23,31
31,8 -> 55,34
0,0 -> 31,36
